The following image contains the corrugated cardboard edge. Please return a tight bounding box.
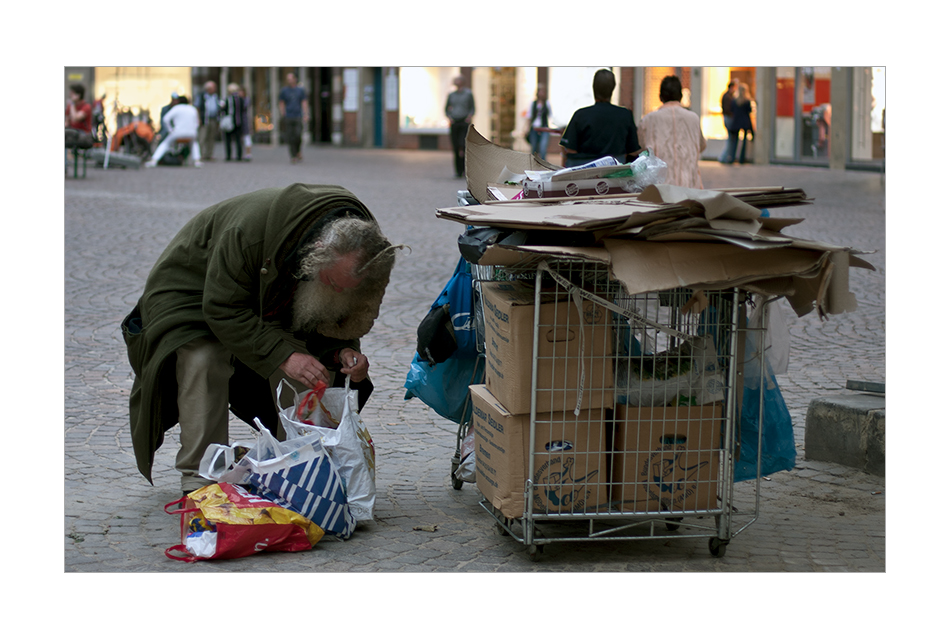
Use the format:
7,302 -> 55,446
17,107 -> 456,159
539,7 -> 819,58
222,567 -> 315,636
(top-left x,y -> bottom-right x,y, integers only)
476,241 -> 863,318
464,126 -> 560,204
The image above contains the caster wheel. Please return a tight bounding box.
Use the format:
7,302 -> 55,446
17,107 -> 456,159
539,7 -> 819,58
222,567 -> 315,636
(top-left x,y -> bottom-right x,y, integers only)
526,544 -> 543,562
494,521 -> 509,536
709,537 -> 728,558
665,517 -> 683,532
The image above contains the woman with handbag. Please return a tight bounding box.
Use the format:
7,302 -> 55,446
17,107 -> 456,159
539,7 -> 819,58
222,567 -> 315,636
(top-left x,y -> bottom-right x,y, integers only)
222,83 -> 245,162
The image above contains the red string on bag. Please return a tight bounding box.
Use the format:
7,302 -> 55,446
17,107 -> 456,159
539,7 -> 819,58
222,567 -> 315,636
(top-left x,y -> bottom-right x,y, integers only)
295,380 -> 328,425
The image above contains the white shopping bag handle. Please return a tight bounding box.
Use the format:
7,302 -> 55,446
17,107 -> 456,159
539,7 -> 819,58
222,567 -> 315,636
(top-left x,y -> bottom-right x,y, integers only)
275,377 -> 298,411
198,444 -> 234,481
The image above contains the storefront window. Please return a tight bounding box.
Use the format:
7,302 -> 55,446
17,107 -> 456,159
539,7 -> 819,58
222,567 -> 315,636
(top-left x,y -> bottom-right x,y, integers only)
773,66 -> 831,163
251,67 -> 273,142
548,67 -> 614,129
702,67 -> 732,141
800,66 -> 832,161
94,66 -> 191,133
399,67 -> 460,132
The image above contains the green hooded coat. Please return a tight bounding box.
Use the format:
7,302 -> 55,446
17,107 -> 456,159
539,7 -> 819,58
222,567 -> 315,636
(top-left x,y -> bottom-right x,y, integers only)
122,184 -> 377,484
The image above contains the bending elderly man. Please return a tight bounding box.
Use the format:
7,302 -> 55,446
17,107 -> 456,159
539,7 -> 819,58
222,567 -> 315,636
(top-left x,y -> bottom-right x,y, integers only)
122,184 -> 401,495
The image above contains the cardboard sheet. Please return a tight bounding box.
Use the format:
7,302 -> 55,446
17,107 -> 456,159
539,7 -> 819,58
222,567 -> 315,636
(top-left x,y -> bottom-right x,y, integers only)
464,127 -> 559,203
450,130 -> 869,318
638,184 -> 763,221
436,199 -> 681,231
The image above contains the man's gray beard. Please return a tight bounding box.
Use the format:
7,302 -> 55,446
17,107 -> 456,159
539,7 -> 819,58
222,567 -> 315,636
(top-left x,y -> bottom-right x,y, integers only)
291,277 -> 378,340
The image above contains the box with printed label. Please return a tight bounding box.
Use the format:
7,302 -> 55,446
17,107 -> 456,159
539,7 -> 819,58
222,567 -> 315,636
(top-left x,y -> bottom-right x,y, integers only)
610,403 -> 722,513
480,280 -> 613,415
470,384 -> 609,520
522,176 -> 640,199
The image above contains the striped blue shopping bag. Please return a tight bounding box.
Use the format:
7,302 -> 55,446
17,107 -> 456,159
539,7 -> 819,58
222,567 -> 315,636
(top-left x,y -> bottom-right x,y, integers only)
248,449 -> 357,541
205,418 -> 357,541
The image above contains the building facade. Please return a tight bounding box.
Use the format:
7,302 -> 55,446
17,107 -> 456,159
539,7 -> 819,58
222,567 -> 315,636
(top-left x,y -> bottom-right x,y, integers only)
66,66 -> 884,171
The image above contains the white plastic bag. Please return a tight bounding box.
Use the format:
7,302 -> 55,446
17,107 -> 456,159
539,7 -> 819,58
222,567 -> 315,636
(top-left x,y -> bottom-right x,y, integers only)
748,294 -> 790,376
277,378 -> 377,522
198,420 -> 326,485
629,149 -> 668,189
198,439 -> 256,484
454,427 -> 476,483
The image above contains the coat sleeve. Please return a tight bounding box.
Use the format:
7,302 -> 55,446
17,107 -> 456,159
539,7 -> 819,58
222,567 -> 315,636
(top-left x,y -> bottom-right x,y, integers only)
202,226 -> 296,378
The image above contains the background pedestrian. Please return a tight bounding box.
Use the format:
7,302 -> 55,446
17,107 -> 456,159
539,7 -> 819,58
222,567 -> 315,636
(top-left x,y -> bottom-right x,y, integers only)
526,84 -> 555,160
718,78 -> 738,163
65,83 -> 92,133
196,81 -> 221,161
637,75 -> 706,188
559,69 -> 639,168
240,86 -> 253,161
222,83 -> 245,162
279,72 -> 309,163
445,75 -> 475,178
728,83 -> 755,164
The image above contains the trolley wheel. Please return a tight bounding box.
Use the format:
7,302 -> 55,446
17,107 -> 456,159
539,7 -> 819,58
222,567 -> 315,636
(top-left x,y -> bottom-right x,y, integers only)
450,458 -> 463,490
665,517 -> 683,531
709,537 -> 728,558
526,544 -> 543,562
494,521 -> 509,536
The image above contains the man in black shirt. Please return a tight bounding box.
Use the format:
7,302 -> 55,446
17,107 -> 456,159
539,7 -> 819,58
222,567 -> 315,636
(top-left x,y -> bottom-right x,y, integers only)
560,69 -> 640,168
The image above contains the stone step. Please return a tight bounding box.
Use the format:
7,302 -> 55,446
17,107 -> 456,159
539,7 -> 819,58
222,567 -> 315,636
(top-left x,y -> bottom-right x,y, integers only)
805,392 -> 885,476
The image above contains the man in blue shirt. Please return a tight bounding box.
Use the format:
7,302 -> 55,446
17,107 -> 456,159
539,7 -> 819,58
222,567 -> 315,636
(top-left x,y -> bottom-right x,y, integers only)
279,72 -> 309,163
559,69 -> 640,168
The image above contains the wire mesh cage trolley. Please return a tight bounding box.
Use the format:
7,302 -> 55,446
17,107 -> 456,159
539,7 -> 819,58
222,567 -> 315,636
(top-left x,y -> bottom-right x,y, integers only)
467,255 -> 768,560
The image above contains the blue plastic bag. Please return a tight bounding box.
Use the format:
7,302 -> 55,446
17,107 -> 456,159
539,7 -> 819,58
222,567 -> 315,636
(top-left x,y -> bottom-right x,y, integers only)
696,302 -> 795,481
431,256 -> 477,357
404,255 -> 482,424
404,353 -> 484,424
733,323 -> 796,482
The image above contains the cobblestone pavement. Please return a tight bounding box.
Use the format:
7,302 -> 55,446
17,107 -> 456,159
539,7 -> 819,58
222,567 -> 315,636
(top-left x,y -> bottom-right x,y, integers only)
64,145 -> 887,575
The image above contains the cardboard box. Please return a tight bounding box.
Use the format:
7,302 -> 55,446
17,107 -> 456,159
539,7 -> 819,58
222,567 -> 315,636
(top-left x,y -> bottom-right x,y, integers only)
470,384 -> 609,520
523,176 -> 640,199
480,280 -> 614,415
611,403 -> 722,513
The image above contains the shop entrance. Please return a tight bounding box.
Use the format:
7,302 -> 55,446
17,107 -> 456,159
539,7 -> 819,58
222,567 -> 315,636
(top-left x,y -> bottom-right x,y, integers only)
773,66 -> 831,165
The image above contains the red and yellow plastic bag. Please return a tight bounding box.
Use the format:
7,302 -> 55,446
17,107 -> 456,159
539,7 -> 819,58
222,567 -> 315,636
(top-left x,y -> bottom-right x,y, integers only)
164,483 -> 325,562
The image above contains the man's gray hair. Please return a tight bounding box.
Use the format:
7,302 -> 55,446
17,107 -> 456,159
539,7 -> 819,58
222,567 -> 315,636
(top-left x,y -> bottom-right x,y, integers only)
291,216 -> 405,340
298,217 -> 397,292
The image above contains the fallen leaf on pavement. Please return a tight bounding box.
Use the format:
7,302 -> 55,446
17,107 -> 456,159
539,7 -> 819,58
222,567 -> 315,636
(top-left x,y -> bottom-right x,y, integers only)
413,524 -> 438,532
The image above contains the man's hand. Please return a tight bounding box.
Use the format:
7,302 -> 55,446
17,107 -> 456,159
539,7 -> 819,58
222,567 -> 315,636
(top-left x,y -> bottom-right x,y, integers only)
339,348 -> 369,383
279,352 -> 330,388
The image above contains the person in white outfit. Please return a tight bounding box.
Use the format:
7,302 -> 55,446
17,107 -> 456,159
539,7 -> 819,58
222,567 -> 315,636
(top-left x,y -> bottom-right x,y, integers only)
146,96 -> 203,167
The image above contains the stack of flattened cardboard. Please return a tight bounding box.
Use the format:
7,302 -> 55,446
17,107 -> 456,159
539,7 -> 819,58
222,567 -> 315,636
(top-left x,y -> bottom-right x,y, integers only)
442,128 -> 874,319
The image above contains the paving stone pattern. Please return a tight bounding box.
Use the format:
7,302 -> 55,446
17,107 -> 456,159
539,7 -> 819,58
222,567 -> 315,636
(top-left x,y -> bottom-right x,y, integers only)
64,146 -> 885,572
